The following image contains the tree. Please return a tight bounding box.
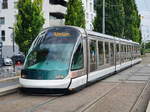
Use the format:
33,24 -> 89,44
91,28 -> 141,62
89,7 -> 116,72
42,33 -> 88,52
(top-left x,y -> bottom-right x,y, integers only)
15,0 -> 44,55
145,42 -> 150,49
123,0 -> 142,43
93,0 -> 125,37
94,0 -> 142,43
65,0 -> 85,28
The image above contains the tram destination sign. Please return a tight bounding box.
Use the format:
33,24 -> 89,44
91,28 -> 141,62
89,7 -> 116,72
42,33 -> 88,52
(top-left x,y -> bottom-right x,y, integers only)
47,32 -> 71,38
53,32 -> 71,37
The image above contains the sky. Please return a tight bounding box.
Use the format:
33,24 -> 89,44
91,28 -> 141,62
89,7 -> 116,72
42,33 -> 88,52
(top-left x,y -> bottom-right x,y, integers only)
136,0 -> 150,41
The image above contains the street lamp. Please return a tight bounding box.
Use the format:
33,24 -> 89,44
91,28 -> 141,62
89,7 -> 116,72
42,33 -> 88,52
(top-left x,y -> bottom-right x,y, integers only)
8,27 -> 15,73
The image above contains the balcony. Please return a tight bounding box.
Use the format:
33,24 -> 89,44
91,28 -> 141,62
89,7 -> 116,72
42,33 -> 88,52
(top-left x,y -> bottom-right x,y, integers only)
50,4 -> 67,14
49,19 -> 65,26
49,0 -> 67,7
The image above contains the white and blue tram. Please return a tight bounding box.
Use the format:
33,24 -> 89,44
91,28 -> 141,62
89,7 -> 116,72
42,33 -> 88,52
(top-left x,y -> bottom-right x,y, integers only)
20,26 -> 142,93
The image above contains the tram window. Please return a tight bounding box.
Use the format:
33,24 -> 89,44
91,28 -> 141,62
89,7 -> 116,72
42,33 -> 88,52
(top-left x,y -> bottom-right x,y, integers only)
116,44 -> 119,52
134,46 -> 136,59
129,45 -> 132,60
123,45 -> 125,60
127,45 -> 130,60
126,45 -> 128,60
124,45 -> 126,61
98,41 -> 104,66
71,43 -> 84,71
121,44 -> 124,62
132,46 -> 135,59
90,40 -> 97,72
105,42 -> 109,63
116,44 -> 120,62
110,43 -> 114,65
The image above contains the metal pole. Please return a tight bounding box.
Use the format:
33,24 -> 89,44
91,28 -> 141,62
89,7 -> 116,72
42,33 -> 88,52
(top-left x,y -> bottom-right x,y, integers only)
8,27 -> 15,73
12,29 -> 15,73
102,0 -> 105,34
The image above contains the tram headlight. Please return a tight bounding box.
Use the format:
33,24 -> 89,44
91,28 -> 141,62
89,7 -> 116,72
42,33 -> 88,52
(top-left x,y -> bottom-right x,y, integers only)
21,71 -> 26,78
21,74 -> 26,78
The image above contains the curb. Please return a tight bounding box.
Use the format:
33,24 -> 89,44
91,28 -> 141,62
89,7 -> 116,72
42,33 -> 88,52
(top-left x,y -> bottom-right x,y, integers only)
146,101 -> 150,112
0,76 -> 20,83
0,84 -> 20,96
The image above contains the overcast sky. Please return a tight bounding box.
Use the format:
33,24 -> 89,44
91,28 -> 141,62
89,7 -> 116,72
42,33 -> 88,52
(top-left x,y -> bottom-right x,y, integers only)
136,0 -> 150,41
136,0 -> 150,14
136,0 -> 150,23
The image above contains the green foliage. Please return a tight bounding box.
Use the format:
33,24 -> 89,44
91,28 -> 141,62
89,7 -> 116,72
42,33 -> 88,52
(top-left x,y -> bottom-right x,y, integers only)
140,43 -> 145,55
123,0 -> 142,43
94,0 -> 142,43
94,0 -> 125,37
65,0 -> 85,28
145,42 -> 150,49
15,0 -> 44,55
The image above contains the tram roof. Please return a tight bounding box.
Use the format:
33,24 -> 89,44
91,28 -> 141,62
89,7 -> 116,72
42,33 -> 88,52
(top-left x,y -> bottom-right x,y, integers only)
41,26 -> 139,45
67,26 -> 139,45
86,30 -> 139,45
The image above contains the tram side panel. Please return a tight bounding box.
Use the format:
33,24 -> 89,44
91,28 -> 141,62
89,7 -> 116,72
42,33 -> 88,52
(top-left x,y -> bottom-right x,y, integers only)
87,36 -> 116,83
86,35 -> 141,84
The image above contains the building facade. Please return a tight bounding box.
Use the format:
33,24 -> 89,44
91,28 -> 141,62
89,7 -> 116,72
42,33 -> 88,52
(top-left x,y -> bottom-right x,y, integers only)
42,0 -> 67,28
82,0 -> 96,30
0,0 -> 95,58
0,0 -> 19,58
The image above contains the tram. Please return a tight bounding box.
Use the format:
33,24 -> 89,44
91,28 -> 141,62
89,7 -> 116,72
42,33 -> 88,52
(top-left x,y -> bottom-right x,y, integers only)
19,26 -> 142,93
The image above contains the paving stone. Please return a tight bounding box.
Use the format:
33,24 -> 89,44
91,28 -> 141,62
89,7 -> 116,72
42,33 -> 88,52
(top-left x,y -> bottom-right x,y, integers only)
128,75 -> 150,81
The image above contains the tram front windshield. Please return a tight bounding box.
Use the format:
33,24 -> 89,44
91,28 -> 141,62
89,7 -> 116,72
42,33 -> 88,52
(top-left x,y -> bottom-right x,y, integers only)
23,27 -> 80,80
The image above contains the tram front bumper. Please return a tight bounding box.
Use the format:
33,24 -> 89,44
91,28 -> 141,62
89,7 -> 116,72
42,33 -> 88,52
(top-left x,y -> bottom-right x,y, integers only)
19,78 -> 71,89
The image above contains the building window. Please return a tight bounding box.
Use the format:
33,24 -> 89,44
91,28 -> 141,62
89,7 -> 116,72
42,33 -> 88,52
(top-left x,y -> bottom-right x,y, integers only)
90,3 -> 92,12
2,0 -> 8,9
0,17 -> 5,25
1,30 -> 5,41
86,13 -> 89,19
91,14 -> 93,20
86,0 -> 88,9
14,2 -> 18,8
49,13 -> 64,19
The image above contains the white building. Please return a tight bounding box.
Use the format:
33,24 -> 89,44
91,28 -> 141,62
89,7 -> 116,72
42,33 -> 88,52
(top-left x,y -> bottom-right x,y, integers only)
0,0 -> 19,58
43,0 -> 96,30
42,0 -> 67,28
82,0 -> 96,30
0,0 -> 95,58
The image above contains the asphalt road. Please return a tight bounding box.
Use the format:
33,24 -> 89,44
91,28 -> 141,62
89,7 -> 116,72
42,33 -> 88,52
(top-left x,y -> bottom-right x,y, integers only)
0,54 -> 150,112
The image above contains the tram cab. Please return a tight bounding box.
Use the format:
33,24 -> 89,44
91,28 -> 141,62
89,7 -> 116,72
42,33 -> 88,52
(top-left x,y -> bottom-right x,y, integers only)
20,26 -> 87,92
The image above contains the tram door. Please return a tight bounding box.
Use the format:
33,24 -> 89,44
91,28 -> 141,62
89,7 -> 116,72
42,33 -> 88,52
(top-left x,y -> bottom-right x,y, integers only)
89,40 -> 97,72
